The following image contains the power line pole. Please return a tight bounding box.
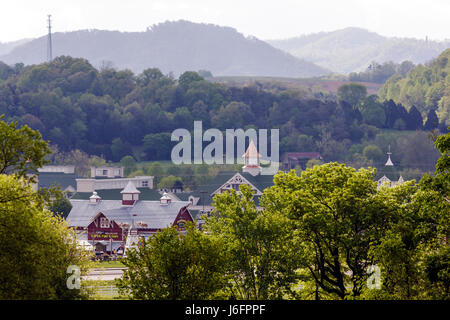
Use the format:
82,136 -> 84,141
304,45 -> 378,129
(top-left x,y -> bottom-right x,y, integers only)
47,14 -> 53,62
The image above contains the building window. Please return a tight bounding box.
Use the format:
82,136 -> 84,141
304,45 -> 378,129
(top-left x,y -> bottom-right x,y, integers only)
123,194 -> 132,200
102,169 -> 108,175
142,180 -> 148,187
232,184 -> 240,190
100,217 -> 110,228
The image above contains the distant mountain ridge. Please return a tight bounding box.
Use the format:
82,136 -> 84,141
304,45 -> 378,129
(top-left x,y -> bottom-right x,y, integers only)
0,20 -> 329,78
0,39 -> 32,56
268,27 -> 450,74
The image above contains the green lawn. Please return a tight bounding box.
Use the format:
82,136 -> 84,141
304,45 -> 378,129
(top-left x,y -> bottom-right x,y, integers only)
91,260 -> 125,268
82,279 -> 128,300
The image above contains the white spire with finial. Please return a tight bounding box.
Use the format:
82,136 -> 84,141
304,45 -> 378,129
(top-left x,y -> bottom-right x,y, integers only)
385,145 -> 394,166
242,140 -> 262,176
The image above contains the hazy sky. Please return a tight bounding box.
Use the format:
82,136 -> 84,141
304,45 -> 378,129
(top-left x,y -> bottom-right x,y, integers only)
1,0 -> 449,43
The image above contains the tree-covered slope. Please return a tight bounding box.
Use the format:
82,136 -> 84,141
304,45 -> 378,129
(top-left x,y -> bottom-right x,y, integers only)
0,56 -> 444,177
0,20 -> 328,78
379,48 -> 450,126
268,27 -> 450,74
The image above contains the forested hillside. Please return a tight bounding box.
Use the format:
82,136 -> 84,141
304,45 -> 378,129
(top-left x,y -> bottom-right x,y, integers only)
0,21 -> 328,78
0,39 -> 31,56
379,48 -> 450,126
268,27 -> 450,74
0,56 -> 445,178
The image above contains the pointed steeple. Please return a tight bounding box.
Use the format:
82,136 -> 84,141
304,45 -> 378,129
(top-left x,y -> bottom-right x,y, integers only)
242,140 -> 261,176
385,145 -> 394,166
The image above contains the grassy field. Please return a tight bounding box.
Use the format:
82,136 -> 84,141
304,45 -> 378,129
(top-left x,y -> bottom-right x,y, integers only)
209,76 -> 383,95
82,279 -> 128,300
91,260 -> 125,268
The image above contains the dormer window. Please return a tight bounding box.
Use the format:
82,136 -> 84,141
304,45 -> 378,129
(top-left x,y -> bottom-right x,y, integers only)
100,217 -> 110,228
120,181 -> 141,205
89,191 -> 101,204
123,194 -> 133,201
160,192 -> 171,205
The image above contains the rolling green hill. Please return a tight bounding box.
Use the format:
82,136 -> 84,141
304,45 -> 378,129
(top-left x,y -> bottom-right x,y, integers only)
0,20 -> 328,78
268,27 -> 450,74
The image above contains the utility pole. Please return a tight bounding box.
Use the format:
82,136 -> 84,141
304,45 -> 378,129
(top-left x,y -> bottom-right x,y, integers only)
47,14 -> 53,62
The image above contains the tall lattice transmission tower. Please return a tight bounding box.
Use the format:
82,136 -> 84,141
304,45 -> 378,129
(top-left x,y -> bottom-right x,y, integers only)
47,15 -> 53,62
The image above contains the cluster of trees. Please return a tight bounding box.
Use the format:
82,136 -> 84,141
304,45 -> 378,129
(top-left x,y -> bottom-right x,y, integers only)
0,56 -> 447,179
349,60 -> 415,84
118,130 -> 449,300
337,84 -> 444,131
1,93 -> 448,300
0,119 -> 90,299
379,48 -> 450,127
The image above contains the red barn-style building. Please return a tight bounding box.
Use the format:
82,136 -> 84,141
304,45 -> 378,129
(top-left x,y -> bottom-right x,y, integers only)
66,181 -> 193,254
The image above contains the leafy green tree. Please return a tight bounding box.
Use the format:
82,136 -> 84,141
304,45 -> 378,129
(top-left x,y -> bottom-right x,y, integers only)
424,109 -> 439,131
379,48 -> 450,124
361,95 -> 386,127
337,83 -> 367,108
0,174 -> 91,299
368,181 -> 449,299
406,106 -> 423,130
49,197 -> 73,219
61,149 -> 90,177
117,223 -> 228,299
146,161 -> 165,177
157,175 -> 183,189
363,145 -> 384,164
137,68 -> 164,86
0,116 -> 51,181
128,169 -> 146,177
262,164 -> 389,299
0,61 -> 14,81
142,132 -> 172,160
178,71 -> 204,89
111,137 -> 132,162
305,158 -> 323,168
435,129 -> 450,177
206,184 -> 303,300
424,246 -> 450,299
88,155 -> 106,168
396,131 -> 440,172
393,118 -> 407,130
120,155 -> 137,176
211,101 -> 255,130
166,164 -> 181,176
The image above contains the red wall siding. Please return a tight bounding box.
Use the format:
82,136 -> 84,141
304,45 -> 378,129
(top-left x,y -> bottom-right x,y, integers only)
87,212 -> 124,241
